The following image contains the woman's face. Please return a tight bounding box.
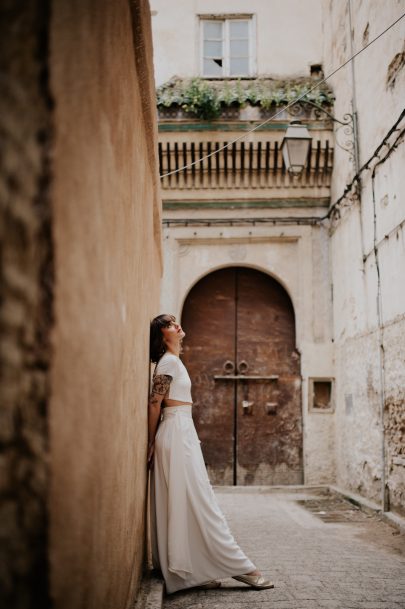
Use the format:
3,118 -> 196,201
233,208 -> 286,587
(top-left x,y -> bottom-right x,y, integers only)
161,316 -> 186,344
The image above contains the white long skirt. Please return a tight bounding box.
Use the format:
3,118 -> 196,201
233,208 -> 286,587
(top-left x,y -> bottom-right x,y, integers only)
150,405 -> 255,594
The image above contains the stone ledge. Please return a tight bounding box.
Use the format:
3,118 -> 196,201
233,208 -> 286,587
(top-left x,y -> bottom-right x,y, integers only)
329,484 -> 405,533
212,484 -> 331,494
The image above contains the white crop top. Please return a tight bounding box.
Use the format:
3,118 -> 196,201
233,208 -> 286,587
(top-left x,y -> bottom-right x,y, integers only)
154,352 -> 193,403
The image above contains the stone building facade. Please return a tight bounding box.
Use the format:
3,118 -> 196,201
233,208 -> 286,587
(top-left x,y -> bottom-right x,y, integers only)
1,1 -> 161,608
322,0 -> 405,515
150,0 -> 405,512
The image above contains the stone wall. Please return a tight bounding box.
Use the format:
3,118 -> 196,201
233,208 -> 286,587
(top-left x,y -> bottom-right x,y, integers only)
322,0 -> 405,514
0,0 -> 162,607
159,220 -> 336,485
153,0 -> 336,487
382,316 -> 405,515
0,1 -> 53,607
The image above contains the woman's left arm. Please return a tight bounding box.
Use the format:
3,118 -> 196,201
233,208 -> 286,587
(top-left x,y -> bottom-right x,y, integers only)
147,374 -> 172,469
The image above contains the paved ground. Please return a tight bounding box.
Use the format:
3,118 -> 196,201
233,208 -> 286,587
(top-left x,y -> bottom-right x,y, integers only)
162,487 -> 405,609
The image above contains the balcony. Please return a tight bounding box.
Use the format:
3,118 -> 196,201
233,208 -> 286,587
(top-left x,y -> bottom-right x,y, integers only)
158,132 -> 333,204
157,77 -> 335,206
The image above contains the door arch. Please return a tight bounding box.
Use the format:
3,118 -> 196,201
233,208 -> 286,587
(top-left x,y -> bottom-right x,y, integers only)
181,266 -> 303,486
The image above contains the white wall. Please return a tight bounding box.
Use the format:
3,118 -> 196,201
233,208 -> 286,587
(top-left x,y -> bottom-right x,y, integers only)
151,0 -> 323,85
322,0 -> 405,513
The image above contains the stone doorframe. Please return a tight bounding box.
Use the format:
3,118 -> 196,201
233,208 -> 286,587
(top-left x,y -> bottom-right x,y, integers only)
160,225 -> 336,485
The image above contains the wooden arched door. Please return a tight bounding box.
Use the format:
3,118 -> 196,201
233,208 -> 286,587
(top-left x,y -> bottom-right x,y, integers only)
181,267 -> 303,486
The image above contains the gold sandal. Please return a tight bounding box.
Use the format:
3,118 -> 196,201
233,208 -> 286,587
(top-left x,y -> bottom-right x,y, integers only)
232,574 -> 274,589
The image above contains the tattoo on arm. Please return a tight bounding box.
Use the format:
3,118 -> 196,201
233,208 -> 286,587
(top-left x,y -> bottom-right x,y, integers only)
149,394 -> 161,407
151,374 -> 172,398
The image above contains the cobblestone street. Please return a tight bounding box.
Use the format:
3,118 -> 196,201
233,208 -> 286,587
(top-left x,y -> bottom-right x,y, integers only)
163,488 -> 405,609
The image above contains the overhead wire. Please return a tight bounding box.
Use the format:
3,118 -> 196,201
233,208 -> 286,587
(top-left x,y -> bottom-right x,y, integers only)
163,109 -> 405,227
159,12 -> 405,179
163,114 -> 405,228
161,113 -> 405,229
325,108 -> 405,220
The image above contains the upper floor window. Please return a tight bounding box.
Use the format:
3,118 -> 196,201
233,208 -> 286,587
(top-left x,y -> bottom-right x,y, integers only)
200,16 -> 255,77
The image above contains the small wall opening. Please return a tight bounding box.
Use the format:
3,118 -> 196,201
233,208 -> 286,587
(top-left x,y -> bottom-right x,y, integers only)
309,378 -> 334,412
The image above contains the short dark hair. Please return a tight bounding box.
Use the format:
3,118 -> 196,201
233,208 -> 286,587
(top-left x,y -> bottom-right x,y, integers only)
149,314 -> 175,363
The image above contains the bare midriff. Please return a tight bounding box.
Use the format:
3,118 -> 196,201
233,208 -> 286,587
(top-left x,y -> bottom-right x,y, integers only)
163,398 -> 192,407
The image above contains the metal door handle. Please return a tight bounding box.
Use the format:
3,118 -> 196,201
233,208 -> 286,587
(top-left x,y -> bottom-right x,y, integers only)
237,360 -> 249,375
214,374 -> 279,380
223,360 -> 235,375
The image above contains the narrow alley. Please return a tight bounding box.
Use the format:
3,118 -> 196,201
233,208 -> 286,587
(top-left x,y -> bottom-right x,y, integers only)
162,487 -> 405,609
1,1 -> 404,609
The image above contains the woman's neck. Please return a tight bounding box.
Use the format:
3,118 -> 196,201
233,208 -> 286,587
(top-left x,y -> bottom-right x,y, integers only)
165,345 -> 181,357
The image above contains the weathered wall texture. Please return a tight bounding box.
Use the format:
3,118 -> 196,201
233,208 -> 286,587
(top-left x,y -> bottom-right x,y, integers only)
383,317 -> 405,513
322,0 -> 405,514
151,0 -> 323,85
0,1 -> 53,607
49,0 -> 161,608
1,1 -> 161,607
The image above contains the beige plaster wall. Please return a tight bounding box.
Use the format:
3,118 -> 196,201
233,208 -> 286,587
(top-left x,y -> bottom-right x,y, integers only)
151,0 -> 323,85
322,0 -> 405,513
49,1 -> 162,608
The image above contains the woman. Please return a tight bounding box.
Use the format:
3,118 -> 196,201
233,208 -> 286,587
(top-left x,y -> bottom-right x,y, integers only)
148,313 -> 274,594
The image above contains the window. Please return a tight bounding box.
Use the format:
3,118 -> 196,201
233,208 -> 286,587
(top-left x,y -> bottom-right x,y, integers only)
200,17 -> 255,77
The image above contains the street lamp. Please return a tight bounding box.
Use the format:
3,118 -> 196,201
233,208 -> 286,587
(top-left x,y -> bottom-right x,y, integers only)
281,120 -> 312,175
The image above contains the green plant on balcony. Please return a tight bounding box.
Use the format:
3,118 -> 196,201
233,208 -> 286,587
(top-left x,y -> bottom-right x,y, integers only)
180,78 -> 221,120
156,77 -> 334,120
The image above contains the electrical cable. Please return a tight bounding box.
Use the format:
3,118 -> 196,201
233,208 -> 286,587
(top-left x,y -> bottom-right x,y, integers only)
161,119 -> 404,229
325,110 -> 405,220
363,215 -> 405,262
159,12 -> 405,179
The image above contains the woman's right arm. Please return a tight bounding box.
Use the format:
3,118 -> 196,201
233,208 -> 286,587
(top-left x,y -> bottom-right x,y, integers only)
147,374 -> 172,469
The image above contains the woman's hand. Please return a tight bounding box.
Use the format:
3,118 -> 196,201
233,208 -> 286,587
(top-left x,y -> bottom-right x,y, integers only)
147,441 -> 155,470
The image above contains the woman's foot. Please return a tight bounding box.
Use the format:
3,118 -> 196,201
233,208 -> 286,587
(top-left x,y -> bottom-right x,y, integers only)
232,569 -> 274,589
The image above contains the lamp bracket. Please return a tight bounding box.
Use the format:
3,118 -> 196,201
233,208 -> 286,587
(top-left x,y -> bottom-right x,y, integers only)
288,100 -> 355,164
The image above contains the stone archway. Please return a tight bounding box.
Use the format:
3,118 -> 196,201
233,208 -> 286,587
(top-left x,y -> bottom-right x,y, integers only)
181,266 -> 303,485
